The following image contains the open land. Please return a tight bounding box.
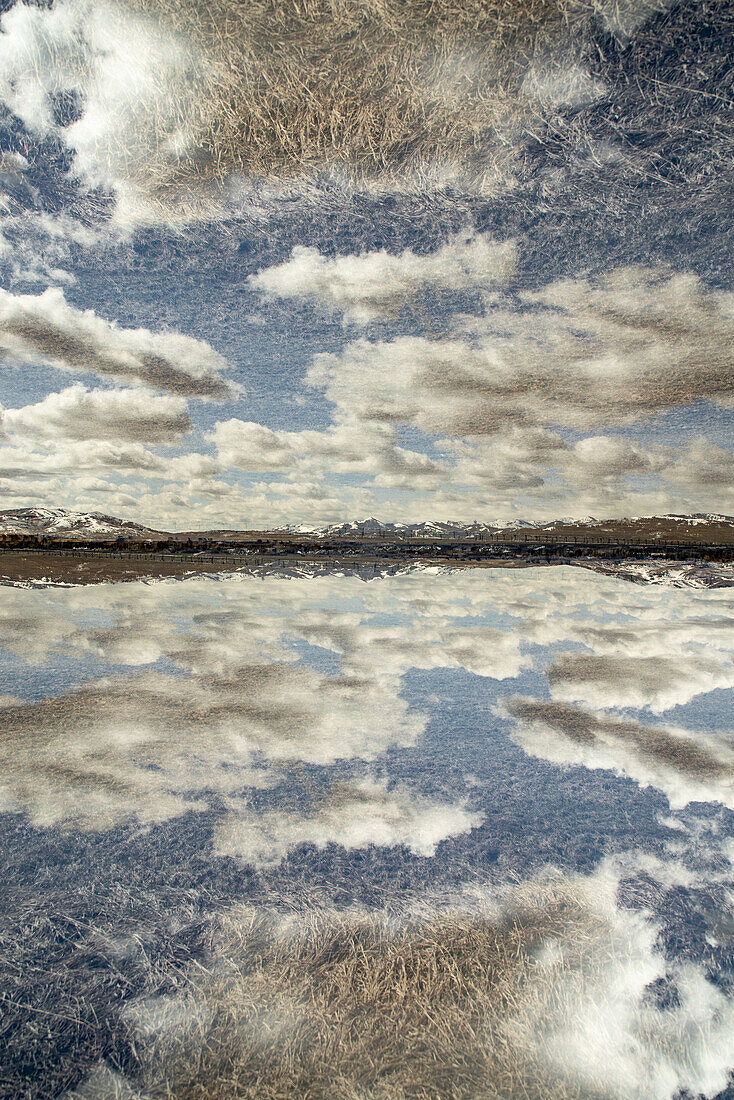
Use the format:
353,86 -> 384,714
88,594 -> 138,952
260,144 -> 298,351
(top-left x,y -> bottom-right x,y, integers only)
1,517 -> 733,586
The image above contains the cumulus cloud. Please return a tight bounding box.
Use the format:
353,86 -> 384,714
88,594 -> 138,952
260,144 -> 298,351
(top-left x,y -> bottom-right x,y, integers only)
667,439 -> 734,489
0,439 -> 170,479
1,231 -> 729,523
193,259 -> 734,521
546,652 -> 734,713
215,777 -> 483,866
508,699 -> 734,809
309,267 -> 734,437
0,287 -> 233,398
565,435 -> 664,480
249,234 -> 517,324
210,418 -> 443,487
113,868 -> 734,1099
3,384 -> 192,443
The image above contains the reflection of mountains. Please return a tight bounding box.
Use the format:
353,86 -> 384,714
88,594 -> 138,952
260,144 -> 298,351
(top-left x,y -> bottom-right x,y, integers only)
251,560 -> 734,588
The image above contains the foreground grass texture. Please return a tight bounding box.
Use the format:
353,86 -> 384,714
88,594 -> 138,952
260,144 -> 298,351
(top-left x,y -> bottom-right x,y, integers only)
117,0 -> 596,213
127,880 -> 657,1100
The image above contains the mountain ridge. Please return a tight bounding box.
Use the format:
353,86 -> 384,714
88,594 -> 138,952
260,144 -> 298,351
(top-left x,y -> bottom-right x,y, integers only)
1,507 -> 734,541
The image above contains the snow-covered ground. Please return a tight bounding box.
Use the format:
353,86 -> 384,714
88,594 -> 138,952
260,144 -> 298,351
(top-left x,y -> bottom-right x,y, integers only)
583,561 -> 734,588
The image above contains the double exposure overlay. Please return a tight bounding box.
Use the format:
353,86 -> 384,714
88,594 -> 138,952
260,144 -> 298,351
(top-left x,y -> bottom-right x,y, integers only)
0,0 -> 732,1095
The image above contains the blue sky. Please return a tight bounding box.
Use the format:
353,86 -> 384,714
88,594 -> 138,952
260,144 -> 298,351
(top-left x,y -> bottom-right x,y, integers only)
0,0 -> 731,529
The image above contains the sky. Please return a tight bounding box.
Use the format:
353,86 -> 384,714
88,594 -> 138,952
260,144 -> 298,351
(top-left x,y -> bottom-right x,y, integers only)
0,0 -> 732,530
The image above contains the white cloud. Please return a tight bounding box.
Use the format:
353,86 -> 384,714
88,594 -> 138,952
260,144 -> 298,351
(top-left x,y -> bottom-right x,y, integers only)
3,384 -> 192,443
249,234 -> 517,324
310,267 -> 734,438
0,287 -> 233,398
214,776 -> 483,866
508,699 -> 734,809
0,231 -> 729,525
63,1061 -> 145,1100
565,435 -> 664,479
0,439 -> 168,478
210,418 -> 443,487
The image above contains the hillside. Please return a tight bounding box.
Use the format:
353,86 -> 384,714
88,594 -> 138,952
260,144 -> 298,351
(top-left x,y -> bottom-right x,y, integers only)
0,508 -> 167,541
1,509 -> 734,545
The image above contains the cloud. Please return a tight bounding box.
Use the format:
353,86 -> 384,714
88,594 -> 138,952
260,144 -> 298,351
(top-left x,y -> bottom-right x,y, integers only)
309,266 -> 734,437
249,234 -> 517,324
3,384 -> 192,443
209,420 -> 299,472
210,418 -> 443,487
546,652 -> 734,713
114,868 -> 734,1100
214,777 -> 483,866
0,287 -> 233,398
0,438 -> 168,477
507,699 -> 734,809
565,435 -> 664,480
667,439 -> 734,489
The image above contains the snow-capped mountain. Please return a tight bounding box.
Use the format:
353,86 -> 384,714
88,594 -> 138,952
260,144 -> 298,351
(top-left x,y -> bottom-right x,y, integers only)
4,508 -> 734,542
0,508 -> 165,539
660,513 -> 734,525
276,518 -> 467,537
277,514 -> 734,539
278,517 -> 593,537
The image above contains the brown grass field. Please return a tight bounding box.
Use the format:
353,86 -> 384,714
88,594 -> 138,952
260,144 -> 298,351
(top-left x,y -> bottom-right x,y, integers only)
126,880 -> 643,1100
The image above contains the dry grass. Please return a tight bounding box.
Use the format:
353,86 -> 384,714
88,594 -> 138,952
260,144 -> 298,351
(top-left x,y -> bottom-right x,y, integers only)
112,0 -> 597,216
128,879 -> 636,1100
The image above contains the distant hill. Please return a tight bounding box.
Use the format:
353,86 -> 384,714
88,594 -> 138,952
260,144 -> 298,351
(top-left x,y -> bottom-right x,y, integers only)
0,508 -> 167,540
2,508 -> 734,544
277,514 -> 734,541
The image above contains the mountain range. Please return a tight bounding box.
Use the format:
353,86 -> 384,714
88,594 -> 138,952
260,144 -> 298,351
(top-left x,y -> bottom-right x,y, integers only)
1,508 -> 734,542
0,507 -> 163,538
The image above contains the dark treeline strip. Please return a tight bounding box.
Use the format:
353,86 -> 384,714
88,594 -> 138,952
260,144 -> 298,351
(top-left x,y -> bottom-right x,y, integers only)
1,533 -> 732,562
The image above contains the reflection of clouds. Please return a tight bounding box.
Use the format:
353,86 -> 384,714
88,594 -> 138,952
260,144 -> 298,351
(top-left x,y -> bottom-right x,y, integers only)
0,566 -> 732,836
112,866 -> 734,1100
508,700 -> 734,809
546,652 -> 734,713
215,777 -> 483,866
0,665 -> 422,829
